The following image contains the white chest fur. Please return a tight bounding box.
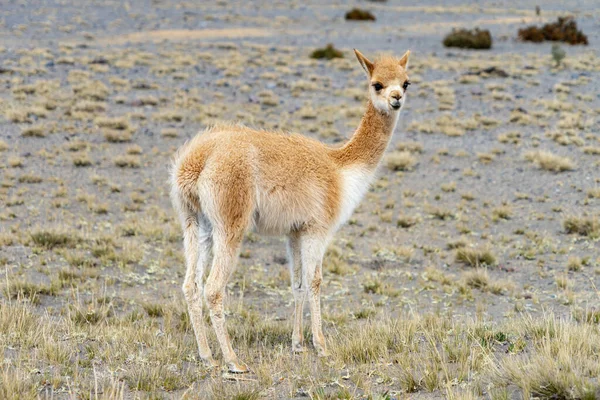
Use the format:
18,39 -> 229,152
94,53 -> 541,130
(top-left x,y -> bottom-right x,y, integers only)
335,166 -> 374,230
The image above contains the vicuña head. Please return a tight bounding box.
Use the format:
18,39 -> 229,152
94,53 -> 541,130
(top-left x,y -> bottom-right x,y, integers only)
355,49 -> 410,114
171,48 -> 411,373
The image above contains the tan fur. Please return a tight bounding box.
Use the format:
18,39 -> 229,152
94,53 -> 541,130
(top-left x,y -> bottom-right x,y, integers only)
171,50 -> 411,371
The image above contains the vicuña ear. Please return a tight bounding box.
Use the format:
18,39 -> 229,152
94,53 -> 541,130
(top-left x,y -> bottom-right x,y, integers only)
354,49 -> 374,78
399,50 -> 410,69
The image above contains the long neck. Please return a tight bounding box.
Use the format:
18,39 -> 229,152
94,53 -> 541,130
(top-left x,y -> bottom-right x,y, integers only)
332,101 -> 399,169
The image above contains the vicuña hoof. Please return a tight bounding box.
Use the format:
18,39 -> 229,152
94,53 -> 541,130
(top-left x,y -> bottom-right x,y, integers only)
227,360 -> 250,374
292,342 -> 305,354
202,357 -> 220,370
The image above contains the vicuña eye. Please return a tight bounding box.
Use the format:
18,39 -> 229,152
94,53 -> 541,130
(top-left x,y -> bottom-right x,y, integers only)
403,81 -> 411,90
372,82 -> 383,91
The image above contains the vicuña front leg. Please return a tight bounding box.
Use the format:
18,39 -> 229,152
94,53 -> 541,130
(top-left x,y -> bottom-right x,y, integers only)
301,234 -> 329,357
288,233 -> 306,353
204,239 -> 248,373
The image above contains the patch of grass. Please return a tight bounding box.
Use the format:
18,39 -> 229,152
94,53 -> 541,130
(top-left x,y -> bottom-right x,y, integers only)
396,141 -> 423,153
228,310 -> 290,348
323,245 -> 353,276
124,364 -> 193,392
4,281 -> 58,302
311,44 -> 344,60
104,129 -> 132,142
161,128 -> 178,138
142,302 -> 164,318
573,309 -> 600,324
345,8 -> 376,21
8,156 -> 23,167
21,125 -> 45,137
518,17 -> 588,45
587,188 -> 600,199
582,146 -> 600,155
563,215 -> 599,238
153,110 -> 183,122
386,151 -> 416,171
354,308 -> 376,319
492,205 -> 512,221
73,80 -> 110,101
136,95 -> 159,106
0,364 -> 39,399
72,152 -> 92,167
5,109 -> 30,123
95,116 -> 130,130
427,206 -> 455,221
443,28 -> 492,49
397,214 -> 418,228
18,174 -> 42,184
30,229 -> 80,249
567,257 -> 582,272
114,155 -> 141,168
73,100 -> 106,113
456,246 -> 496,267
69,302 -> 112,325
362,277 -> 400,297
491,315 -> 599,398
524,150 -> 575,172
126,144 -> 143,155
462,269 -> 489,289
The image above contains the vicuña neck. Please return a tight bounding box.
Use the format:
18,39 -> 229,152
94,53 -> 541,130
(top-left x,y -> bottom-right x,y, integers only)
332,101 -> 399,169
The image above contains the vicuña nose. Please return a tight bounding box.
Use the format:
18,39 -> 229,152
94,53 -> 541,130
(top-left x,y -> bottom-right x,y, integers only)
391,91 -> 402,100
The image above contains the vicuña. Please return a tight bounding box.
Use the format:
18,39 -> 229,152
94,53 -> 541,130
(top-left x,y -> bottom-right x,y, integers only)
171,49 -> 411,372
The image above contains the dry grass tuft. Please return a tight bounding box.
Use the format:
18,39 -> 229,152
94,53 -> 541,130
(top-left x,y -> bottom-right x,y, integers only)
114,155 -> 141,168
489,315 -> 600,398
104,129 -> 132,143
72,152 -> 92,167
95,116 -> 130,130
462,269 -> 489,289
563,215 -> 599,238
524,150 -> 575,172
29,228 -> 80,249
161,128 -> 179,138
386,151 -> 416,171
21,125 -> 45,137
455,246 -> 496,267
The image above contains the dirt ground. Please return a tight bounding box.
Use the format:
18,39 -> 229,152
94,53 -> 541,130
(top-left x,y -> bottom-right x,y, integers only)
0,1 -> 599,399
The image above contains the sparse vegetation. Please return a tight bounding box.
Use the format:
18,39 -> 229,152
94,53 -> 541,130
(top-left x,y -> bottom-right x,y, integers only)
385,151 -> 416,171
524,150 -> 575,172
29,229 -> 79,249
443,28 -> 492,49
1,2 -> 598,399
310,44 -> 344,60
21,125 -> 45,137
563,215 -> 599,238
114,155 -> 141,168
456,246 -> 496,267
345,8 -> 376,21
518,17 -> 588,45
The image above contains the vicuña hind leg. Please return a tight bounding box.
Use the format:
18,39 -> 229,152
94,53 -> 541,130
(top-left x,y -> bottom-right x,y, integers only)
288,232 -> 306,353
205,232 -> 248,373
301,233 -> 329,357
181,213 -> 217,368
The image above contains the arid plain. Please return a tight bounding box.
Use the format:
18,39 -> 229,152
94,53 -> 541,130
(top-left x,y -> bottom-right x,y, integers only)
0,1 -> 599,398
